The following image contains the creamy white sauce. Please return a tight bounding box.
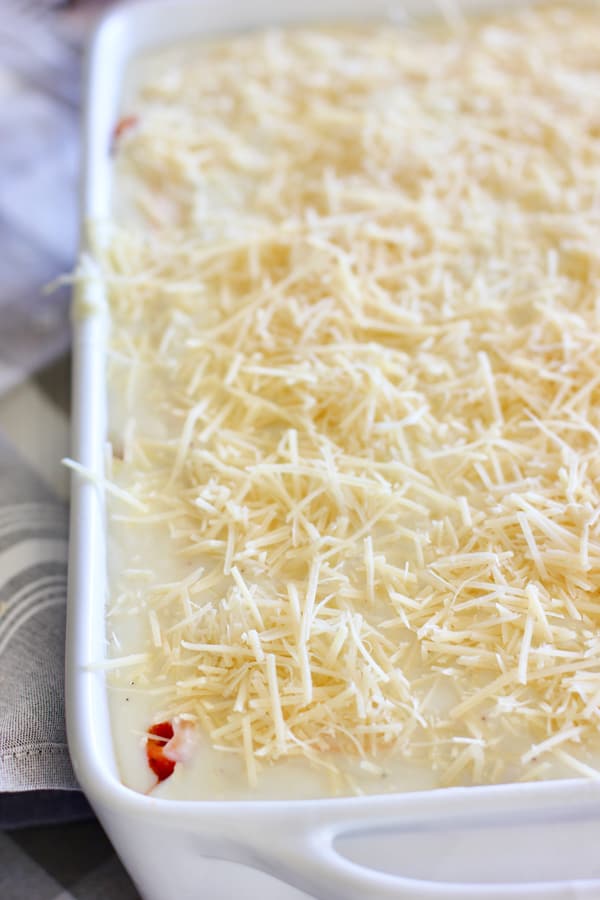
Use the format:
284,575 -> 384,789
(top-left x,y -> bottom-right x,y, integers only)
107,488 -> 443,798
105,31 -> 451,800
104,11 -> 600,799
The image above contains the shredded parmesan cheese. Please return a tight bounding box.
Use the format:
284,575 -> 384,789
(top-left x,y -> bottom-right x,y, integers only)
102,4 -> 600,795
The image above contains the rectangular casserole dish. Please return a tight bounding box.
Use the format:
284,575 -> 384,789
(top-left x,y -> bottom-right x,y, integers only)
67,1 -> 600,897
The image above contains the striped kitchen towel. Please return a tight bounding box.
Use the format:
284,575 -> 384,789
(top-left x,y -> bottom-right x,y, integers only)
0,368 -> 91,827
0,0 -> 110,826
0,434 -> 71,789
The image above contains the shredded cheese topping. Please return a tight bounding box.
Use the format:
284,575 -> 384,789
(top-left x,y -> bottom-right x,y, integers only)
102,4 -> 600,792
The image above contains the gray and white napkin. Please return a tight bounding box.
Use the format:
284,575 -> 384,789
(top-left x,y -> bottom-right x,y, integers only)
0,432 -> 90,827
0,0 -> 111,828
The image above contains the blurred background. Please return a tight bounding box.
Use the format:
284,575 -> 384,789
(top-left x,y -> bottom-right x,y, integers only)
0,0 -> 102,489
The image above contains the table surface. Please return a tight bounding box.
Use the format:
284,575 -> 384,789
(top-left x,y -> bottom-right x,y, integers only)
1,819 -> 139,900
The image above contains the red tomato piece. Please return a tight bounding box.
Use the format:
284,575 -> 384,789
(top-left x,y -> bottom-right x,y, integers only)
146,721 -> 176,782
111,115 -> 139,151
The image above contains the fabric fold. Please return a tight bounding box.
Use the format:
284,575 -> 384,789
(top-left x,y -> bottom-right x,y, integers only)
0,435 -> 86,826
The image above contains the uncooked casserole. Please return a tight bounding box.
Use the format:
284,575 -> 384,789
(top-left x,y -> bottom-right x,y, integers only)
90,2 -> 600,801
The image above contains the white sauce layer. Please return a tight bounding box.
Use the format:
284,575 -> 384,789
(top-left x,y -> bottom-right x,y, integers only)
105,8 -> 600,800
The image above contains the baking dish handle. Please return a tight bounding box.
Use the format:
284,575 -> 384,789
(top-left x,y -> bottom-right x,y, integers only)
245,798 -> 600,900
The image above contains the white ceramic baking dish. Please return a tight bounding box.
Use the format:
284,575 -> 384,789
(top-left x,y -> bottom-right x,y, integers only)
66,1 -> 600,897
